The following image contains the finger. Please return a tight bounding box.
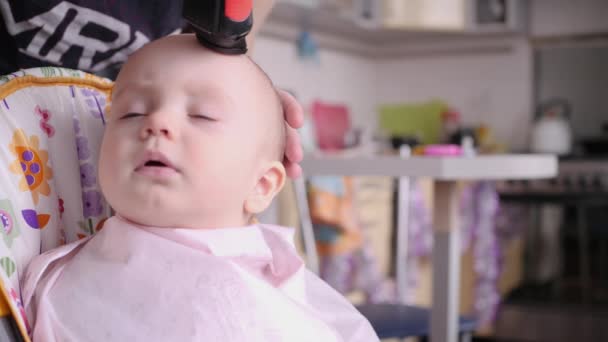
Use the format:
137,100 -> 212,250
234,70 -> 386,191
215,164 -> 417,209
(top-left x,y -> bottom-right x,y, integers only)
284,125 -> 303,164
284,159 -> 303,179
277,89 -> 304,129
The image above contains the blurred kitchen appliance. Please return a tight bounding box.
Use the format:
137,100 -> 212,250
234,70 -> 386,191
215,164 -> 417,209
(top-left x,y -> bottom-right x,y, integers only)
531,98 -> 573,155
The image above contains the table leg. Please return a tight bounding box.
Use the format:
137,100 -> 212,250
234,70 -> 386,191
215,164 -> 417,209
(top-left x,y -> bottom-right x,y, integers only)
431,181 -> 460,342
396,175 -> 410,304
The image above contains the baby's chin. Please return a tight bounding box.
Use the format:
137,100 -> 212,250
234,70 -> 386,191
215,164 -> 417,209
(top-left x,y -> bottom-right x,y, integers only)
114,209 -> 249,229
111,204 -> 192,228
115,211 -> 175,228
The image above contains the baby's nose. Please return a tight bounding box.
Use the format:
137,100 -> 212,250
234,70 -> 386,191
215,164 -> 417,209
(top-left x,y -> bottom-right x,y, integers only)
145,127 -> 170,136
141,113 -> 174,139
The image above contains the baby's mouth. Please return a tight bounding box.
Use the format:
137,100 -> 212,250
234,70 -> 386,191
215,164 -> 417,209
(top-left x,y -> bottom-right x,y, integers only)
144,160 -> 168,167
135,151 -> 179,174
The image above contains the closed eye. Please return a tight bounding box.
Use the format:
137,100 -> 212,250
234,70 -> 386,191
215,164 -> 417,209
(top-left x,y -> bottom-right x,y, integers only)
189,114 -> 217,122
120,112 -> 145,120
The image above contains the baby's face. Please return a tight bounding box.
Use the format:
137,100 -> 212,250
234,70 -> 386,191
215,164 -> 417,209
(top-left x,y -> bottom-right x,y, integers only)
98,35 -> 285,228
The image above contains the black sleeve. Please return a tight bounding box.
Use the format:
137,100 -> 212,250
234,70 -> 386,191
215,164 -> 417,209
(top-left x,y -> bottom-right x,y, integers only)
0,0 -> 184,78
0,12 -> 19,76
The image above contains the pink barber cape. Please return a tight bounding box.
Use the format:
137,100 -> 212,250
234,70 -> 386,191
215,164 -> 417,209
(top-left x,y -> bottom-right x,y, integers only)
22,216 -> 379,341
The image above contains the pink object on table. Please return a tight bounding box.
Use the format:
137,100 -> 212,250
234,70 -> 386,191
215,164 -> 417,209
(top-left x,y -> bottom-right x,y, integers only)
311,100 -> 350,151
424,144 -> 463,156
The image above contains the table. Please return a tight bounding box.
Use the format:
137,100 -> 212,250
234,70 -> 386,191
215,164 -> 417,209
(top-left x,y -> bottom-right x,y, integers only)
301,154 -> 558,342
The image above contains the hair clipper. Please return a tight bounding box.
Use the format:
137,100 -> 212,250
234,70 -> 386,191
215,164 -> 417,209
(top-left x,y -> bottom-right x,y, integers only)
182,0 -> 253,55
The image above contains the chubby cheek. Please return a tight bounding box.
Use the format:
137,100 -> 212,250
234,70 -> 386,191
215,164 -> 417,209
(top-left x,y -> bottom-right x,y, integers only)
98,131 -> 130,185
185,147 -> 251,202
98,138 -> 119,199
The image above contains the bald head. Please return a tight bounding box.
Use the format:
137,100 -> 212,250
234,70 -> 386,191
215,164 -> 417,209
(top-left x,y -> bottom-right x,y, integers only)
112,34 -> 284,160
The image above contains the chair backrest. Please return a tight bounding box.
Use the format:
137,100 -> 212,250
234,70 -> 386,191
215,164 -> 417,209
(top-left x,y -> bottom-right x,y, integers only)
0,68 -> 113,336
292,178 -> 319,274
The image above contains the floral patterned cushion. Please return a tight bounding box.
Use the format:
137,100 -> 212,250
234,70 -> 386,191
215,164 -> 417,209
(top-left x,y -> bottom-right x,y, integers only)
0,67 -> 113,337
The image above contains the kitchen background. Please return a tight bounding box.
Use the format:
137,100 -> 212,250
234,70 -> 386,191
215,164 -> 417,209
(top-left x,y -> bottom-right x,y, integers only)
253,0 -> 608,341
254,0 -> 607,153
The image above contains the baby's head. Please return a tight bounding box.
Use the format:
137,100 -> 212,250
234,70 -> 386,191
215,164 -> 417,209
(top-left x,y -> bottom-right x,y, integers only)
98,34 -> 286,229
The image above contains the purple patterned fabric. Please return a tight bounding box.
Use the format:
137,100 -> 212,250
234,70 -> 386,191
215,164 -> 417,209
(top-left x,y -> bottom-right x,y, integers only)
82,191 -> 103,218
400,180 -> 512,326
460,182 -> 505,325
80,88 -> 107,124
72,114 -> 106,221
76,136 -> 90,160
79,163 -> 96,187
403,180 -> 433,302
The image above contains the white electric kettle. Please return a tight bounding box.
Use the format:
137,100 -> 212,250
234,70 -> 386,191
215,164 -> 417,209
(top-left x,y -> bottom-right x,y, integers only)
531,98 -> 573,155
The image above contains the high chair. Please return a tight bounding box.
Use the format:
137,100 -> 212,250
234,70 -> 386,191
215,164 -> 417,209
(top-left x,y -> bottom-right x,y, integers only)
0,68 -> 113,341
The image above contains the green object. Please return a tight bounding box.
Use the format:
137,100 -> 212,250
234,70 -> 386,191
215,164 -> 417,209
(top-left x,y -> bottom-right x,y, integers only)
40,67 -> 57,77
0,257 -> 15,278
0,200 -> 21,248
378,100 -> 446,144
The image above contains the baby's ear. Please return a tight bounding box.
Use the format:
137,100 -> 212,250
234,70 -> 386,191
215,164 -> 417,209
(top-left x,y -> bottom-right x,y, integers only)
244,161 -> 286,215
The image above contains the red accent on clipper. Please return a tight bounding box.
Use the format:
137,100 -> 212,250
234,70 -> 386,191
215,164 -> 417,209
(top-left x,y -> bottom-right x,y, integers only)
225,0 -> 252,22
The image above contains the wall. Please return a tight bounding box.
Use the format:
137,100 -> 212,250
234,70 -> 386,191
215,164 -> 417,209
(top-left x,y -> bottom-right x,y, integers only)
252,36 -> 378,130
252,36 -> 377,225
375,38 -> 534,151
254,35 -> 534,151
530,0 -> 608,37
252,1 -> 608,156
253,1 -> 608,153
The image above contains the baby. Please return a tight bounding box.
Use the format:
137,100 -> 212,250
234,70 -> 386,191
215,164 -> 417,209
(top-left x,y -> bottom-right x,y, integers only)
22,34 -> 378,341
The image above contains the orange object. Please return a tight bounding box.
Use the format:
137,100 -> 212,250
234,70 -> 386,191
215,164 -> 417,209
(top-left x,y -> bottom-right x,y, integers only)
307,177 -> 363,256
0,291 -> 10,317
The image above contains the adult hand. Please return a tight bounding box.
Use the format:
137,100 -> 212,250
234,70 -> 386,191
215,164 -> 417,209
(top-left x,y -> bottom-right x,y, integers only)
278,89 -> 304,178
